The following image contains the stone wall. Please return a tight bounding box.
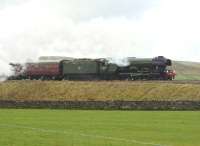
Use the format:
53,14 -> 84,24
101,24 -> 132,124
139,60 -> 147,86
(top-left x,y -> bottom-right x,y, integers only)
0,100 -> 200,110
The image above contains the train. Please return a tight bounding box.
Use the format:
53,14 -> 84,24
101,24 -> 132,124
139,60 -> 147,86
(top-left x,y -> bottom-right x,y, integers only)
8,56 -> 176,81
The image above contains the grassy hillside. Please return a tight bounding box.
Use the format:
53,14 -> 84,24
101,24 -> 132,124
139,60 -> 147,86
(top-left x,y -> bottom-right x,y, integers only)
1,81 -> 200,101
172,61 -> 200,80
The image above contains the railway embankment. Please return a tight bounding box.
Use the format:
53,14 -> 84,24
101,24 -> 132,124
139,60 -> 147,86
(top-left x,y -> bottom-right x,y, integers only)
0,81 -> 200,110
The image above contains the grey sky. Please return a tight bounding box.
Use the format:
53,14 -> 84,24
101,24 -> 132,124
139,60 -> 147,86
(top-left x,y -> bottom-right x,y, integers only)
0,0 -> 200,74
0,0 -> 160,20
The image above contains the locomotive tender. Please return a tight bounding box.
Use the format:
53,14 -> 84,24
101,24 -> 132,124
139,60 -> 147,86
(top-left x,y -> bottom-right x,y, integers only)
8,56 -> 176,80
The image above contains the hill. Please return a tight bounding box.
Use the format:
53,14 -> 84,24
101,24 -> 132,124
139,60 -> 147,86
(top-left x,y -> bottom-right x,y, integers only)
172,61 -> 200,80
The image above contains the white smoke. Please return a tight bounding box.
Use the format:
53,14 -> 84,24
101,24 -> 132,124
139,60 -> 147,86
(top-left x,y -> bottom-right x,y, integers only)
0,0 -> 200,75
107,57 -> 131,67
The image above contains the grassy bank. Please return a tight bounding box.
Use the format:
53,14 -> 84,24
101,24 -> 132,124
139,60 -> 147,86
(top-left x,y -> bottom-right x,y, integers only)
1,81 -> 200,101
0,109 -> 199,146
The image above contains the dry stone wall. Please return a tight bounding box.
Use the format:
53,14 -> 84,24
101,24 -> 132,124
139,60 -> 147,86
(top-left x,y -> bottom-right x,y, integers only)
0,100 -> 200,110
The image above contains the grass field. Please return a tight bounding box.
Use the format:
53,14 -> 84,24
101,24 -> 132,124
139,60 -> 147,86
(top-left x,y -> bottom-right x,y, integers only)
1,81 -> 200,101
0,109 -> 199,146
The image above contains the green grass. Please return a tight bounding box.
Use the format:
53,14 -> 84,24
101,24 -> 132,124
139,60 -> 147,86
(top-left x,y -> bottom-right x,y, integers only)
172,61 -> 200,80
175,75 -> 200,80
0,109 -> 199,146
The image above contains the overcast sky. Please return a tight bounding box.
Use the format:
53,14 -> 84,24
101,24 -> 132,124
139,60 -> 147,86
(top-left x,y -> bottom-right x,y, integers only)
0,0 -> 200,74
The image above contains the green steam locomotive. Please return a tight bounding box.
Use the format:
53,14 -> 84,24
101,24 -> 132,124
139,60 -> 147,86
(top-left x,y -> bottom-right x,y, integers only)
8,56 -> 176,80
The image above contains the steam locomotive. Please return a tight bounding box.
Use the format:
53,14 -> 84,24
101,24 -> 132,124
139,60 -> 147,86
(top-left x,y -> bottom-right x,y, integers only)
8,56 -> 176,80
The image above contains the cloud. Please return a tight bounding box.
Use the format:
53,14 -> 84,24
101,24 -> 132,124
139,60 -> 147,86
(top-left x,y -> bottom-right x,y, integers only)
0,0 -> 159,74
0,0 -> 200,75
141,0 -> 200,61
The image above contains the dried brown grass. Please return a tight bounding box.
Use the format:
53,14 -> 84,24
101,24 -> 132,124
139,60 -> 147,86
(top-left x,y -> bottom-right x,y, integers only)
0,80 -> 200,101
